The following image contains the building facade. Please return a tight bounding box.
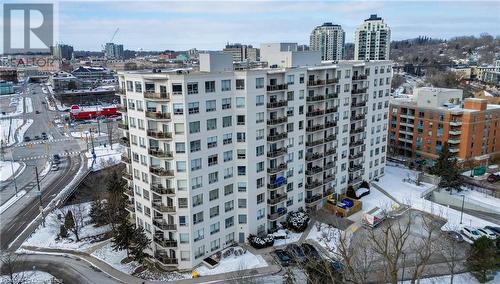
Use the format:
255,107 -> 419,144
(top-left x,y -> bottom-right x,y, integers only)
105,43 -> 125,60
354,14 -> 391,61
309,23 -> 345,61
52,44 -> 74,60
222,43 -> 259,62
117,50 -> 392,270
388,87 -> 500,166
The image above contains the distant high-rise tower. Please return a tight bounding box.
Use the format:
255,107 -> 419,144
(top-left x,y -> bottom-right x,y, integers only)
105,43 -> 124,60
309,23 -> 345,61
52,44 -> 74,60
354,14 -> 391,60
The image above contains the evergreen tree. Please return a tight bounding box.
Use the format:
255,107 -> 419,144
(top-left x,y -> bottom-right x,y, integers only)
89,200 -> 107,226
106,171 -> 128,232
64,210 -> 79,241
130,226 -> 151,264
112,218 -> 135,257
467,236 -> 498,282
432,143 -> 463,192
346,185 -> 357,199
59,225 -> 68,239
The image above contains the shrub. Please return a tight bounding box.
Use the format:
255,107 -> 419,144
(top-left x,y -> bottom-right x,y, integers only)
248,234 -> 274,249
286,211 -> 310,232
360,180 -> 370,189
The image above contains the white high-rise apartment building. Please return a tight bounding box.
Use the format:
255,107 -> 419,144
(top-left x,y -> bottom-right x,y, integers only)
117,47 -> 392,270
310,23 -> 345,61
354,14 -> 391,61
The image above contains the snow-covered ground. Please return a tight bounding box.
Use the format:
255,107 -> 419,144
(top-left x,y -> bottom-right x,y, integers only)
0,96 -> 24,118
16,119 -> 33,143
23,202 -> 111,251
195,250 -> 268,276
0,190 -> 27,214
85,143 -> 123,171
0,270 -> 55,284
403,272 -> 499,284
25,97 -> 33,113
375,166 -> 498,230
451,188 -> 500,214
306,222 -> 341,256
359,184 -> 398,212
272,229 -> 303,247
0,160 -> 20,182
0,118 -> 24,146
91,243 -> 140,274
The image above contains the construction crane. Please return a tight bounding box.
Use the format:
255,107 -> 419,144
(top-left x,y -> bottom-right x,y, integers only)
101,28 -> 120,52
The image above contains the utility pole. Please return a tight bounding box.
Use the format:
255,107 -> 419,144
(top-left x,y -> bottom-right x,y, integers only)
90,129 -> 95,154
85,132 -> 89,151
106,119 -> 113,149
97,117 -> 101,136
10,159 -> 18,195
459,195 -> 465,224
35,166 -> 45,227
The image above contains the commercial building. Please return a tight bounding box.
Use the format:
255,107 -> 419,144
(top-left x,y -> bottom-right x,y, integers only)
0,68 -> 18,83
388,87 -> 500,166
222,43 -> 259,62
309,23 -> 345,61
0,81 -> 14,95
105,43 -> 125,60
52,44 -> 74,60
354,14 -> 391,61
117,46 -> 392,270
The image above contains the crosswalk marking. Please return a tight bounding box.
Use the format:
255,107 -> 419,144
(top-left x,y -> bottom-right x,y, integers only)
15,137 -> 74,148
16,151 -> 81,161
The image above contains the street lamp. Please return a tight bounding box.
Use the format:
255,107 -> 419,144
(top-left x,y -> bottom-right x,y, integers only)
459,194 -> 465,224
400,252 -> 406,284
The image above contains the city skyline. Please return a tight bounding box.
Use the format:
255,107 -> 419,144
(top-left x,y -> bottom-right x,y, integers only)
54,0 -> 499,51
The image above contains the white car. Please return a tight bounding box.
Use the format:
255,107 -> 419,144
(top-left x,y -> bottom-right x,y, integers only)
51,165 -> 59,171
461,226 -> 482,241
477,228 -> 497,240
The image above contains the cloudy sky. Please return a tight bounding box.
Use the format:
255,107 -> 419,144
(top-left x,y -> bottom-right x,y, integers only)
30,0 -> 500,51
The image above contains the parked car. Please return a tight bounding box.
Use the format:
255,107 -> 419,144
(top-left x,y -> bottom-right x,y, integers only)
41,132 -> 47,140
461,226 -> 482,241
301,243 -> 321,259
484,226 -> 500,236
24,136 -> 30,142
286,244 -> 307,263
35,110 -> 40,114
274,249 -> 293,267
53,154 -> 61,160
477,228 -> 497,240
445,231 -> 464,242
487,174 -> 500,183
51,165 -> 59,171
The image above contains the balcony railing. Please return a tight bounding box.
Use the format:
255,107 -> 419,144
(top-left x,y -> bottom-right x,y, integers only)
305,181 -> 322,190
306,124 -> 324,132
305,194 -> 322,204
306,95 -> 325,102
324,162 -> 335,170
325,107 -> 338,114
122,171 -> 132,180
150,167 -> 174,177
306,166 -> 323,176
152,201 -> 176,213
306,139 -> 324,147
351,88 -> 368,94
267,148 -> 287,158
324,120 -> 337,128
323,175 -> 335,183
117,123 -> 129,130
151,184 -> 175,195
350,140 -> 364,147
118,105 -> 128,113
145,111 -> 171,120
147,130 -> 173,140
267,194 -> 287,205
267,84 -> 288,92
125,202 -> 135,213
450,121 -> 462,126
352,74 -> 368,81
267,163 -> 287,174
149,149 -> 174,159
352,114 -> 366,121
349,177 -> 362,185
119,137 -> 130,147
121,154 -> 131,164
117,88 -> 125,95
305,152 -> 323,162
306,110 -> 324,117
268,208 -> 287,220
351,102 -> 366,108
324,135 -> 336,142
307,80 -> 325,87
154,236 -> 178,248
153,219 -> 177,230
267,178 -> 287,189
155,253 -> 178,265
266,101 -> 287,108
267,117 -> 288,125
349,164 -> 363,172
326,78 -> 339,84
267,132 -> 287,142
325,148 -> 336,156
144,92 -> 170,101
326,92 -> 338,99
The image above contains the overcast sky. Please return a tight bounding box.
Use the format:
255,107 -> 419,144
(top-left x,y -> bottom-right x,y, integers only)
35,0 -> 500,51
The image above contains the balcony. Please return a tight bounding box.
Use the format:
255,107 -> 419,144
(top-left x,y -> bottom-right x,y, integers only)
267,84 -> 288,92
121,154 -> 131,164
144,92 -> 170,101
267,163 -> 287,174
122,171 -> 132,180
267,117 -> 288,125
352,114 -> 366,121
307,80 -> 325,87
119,137 -> 130,147
350,140 -> 364,147
324,162 -> 335,170
267,132 -> 287,142
306,152 -> 323,162
349,152 -> 364,159
449,147 -> 460,153
449,130 -> 461,135
325,148 -> 336,156
145,111 -> 171,121
149,149 -> 174,159
325,93 -> 338,100
155,253 -> 178,265
154,236 -> 178,248
152,201 -> 176,213
306,124 -> 324,132
449,121 -> 462,126
351,127 -> 364,134
266,101 -> 287,109
349,164 -> 363,172
305,181 -> 322,190
147,130 -> 173,140
324,134 -> 336,142
326,78 -> 339,84
267,148 -> 287,158
118,105 -> 128,113
151,184 -> 175,195
351,102 -> 366,108
124,186 -> 134,197
352,74 -> 368,81
117,123 -> 129,130
306,139 -> 324,147
150,167 -> 174,177
153,219 -> 177,231
305,194 -> 322,204
448,139 -> 460,144
306,110 -> 324,117
349,177 -> 362,185
306,95 -> 325,102
323,186 -> 335,197
324,120 -> 337,128
268,208 -> 287,220
268,178 -> 287,189
267,194 -> 287,205
325,107 -> 338,114
351,88 -> 368,94
306,166 -> 323,176
125,202 -> 135,213
117,88 -> 125,95
323,175 -> 335,184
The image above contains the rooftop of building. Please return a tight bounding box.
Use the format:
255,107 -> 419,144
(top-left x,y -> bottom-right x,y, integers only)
365,14 -> 383,21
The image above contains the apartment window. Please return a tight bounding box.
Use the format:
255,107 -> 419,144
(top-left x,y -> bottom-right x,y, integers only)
237,166 -> 246,176
221,79 -> 231,91
191,158 -> 202,171
257,177 -> 264,188
207,118 -> 217,130
175,142 -> 185,153
134,81 -> 142,92
237,149 -> 246,159
256,95 -> 264,106
237,132 -> 246,142
256,129 -> 264,140
210,206 -> 219,218
257,193 -> 264,204
256,145 -> 264,156
224,167 -> 233,179
193,212 -> 204,226
188,102 -> 199,114
223,116 -> 232,127
173,103 -> 184,115
236,79 -> 245,90
222,98 -> 231,109
224,184 -> 233,196
189,121 -> 200,133
126,81 -> 133,91
172,84 -> 183,95
256,77 -> 264,89
195,245 -> 205,259
209,172 -> 218,184
237,115 -> 245,125
225,217 -> 234,228
210,223 -> 220,235
174,123 -> 184,134
180,233 -> 189,244
205,81 -> 215,93
192,193 -> 203,207
176,161 -> 186,172
236,97 -> 245,108
238,198 -> 247,208
257,209 -> 265,220
206,100 -> 216,112
237,182 -> 247,192
256,112 -> 264,123
256,161 -> 264,173
209,189 -> 219,201
207,136 -> 217,148
299,74 -> 305,84
179,216 -> 187,226
225,200 -> 234,212
223,133 -> 232,145
190,140 -> 201,152
287,74 -> 295,85
223,150 -> 233,162
187,82 -> 199,94
191,176 -> 203,190
238,214 -> 247,224
208,154 -> 218,166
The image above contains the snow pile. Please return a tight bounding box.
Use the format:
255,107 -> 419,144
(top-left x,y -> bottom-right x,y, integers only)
272,229 -> 303,247
0,270 -> 55,284
91,243 -> 140,274
85,143 -> 123,171
0,118 -> 24,146
307,222 -> 341,256
25,97 -> 33,113
38,161 -> 51,177
16,119 -> 33,143
0,160 -> 20,182
375,166 -> 498,230
23,202 -> 111,251
0,96 -> 24,118
195,251 -> 268,276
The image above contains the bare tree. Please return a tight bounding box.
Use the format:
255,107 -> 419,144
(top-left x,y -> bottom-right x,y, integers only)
0,252 -> 32,284
337,229 -> 376,284
437,227 -> 467,284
